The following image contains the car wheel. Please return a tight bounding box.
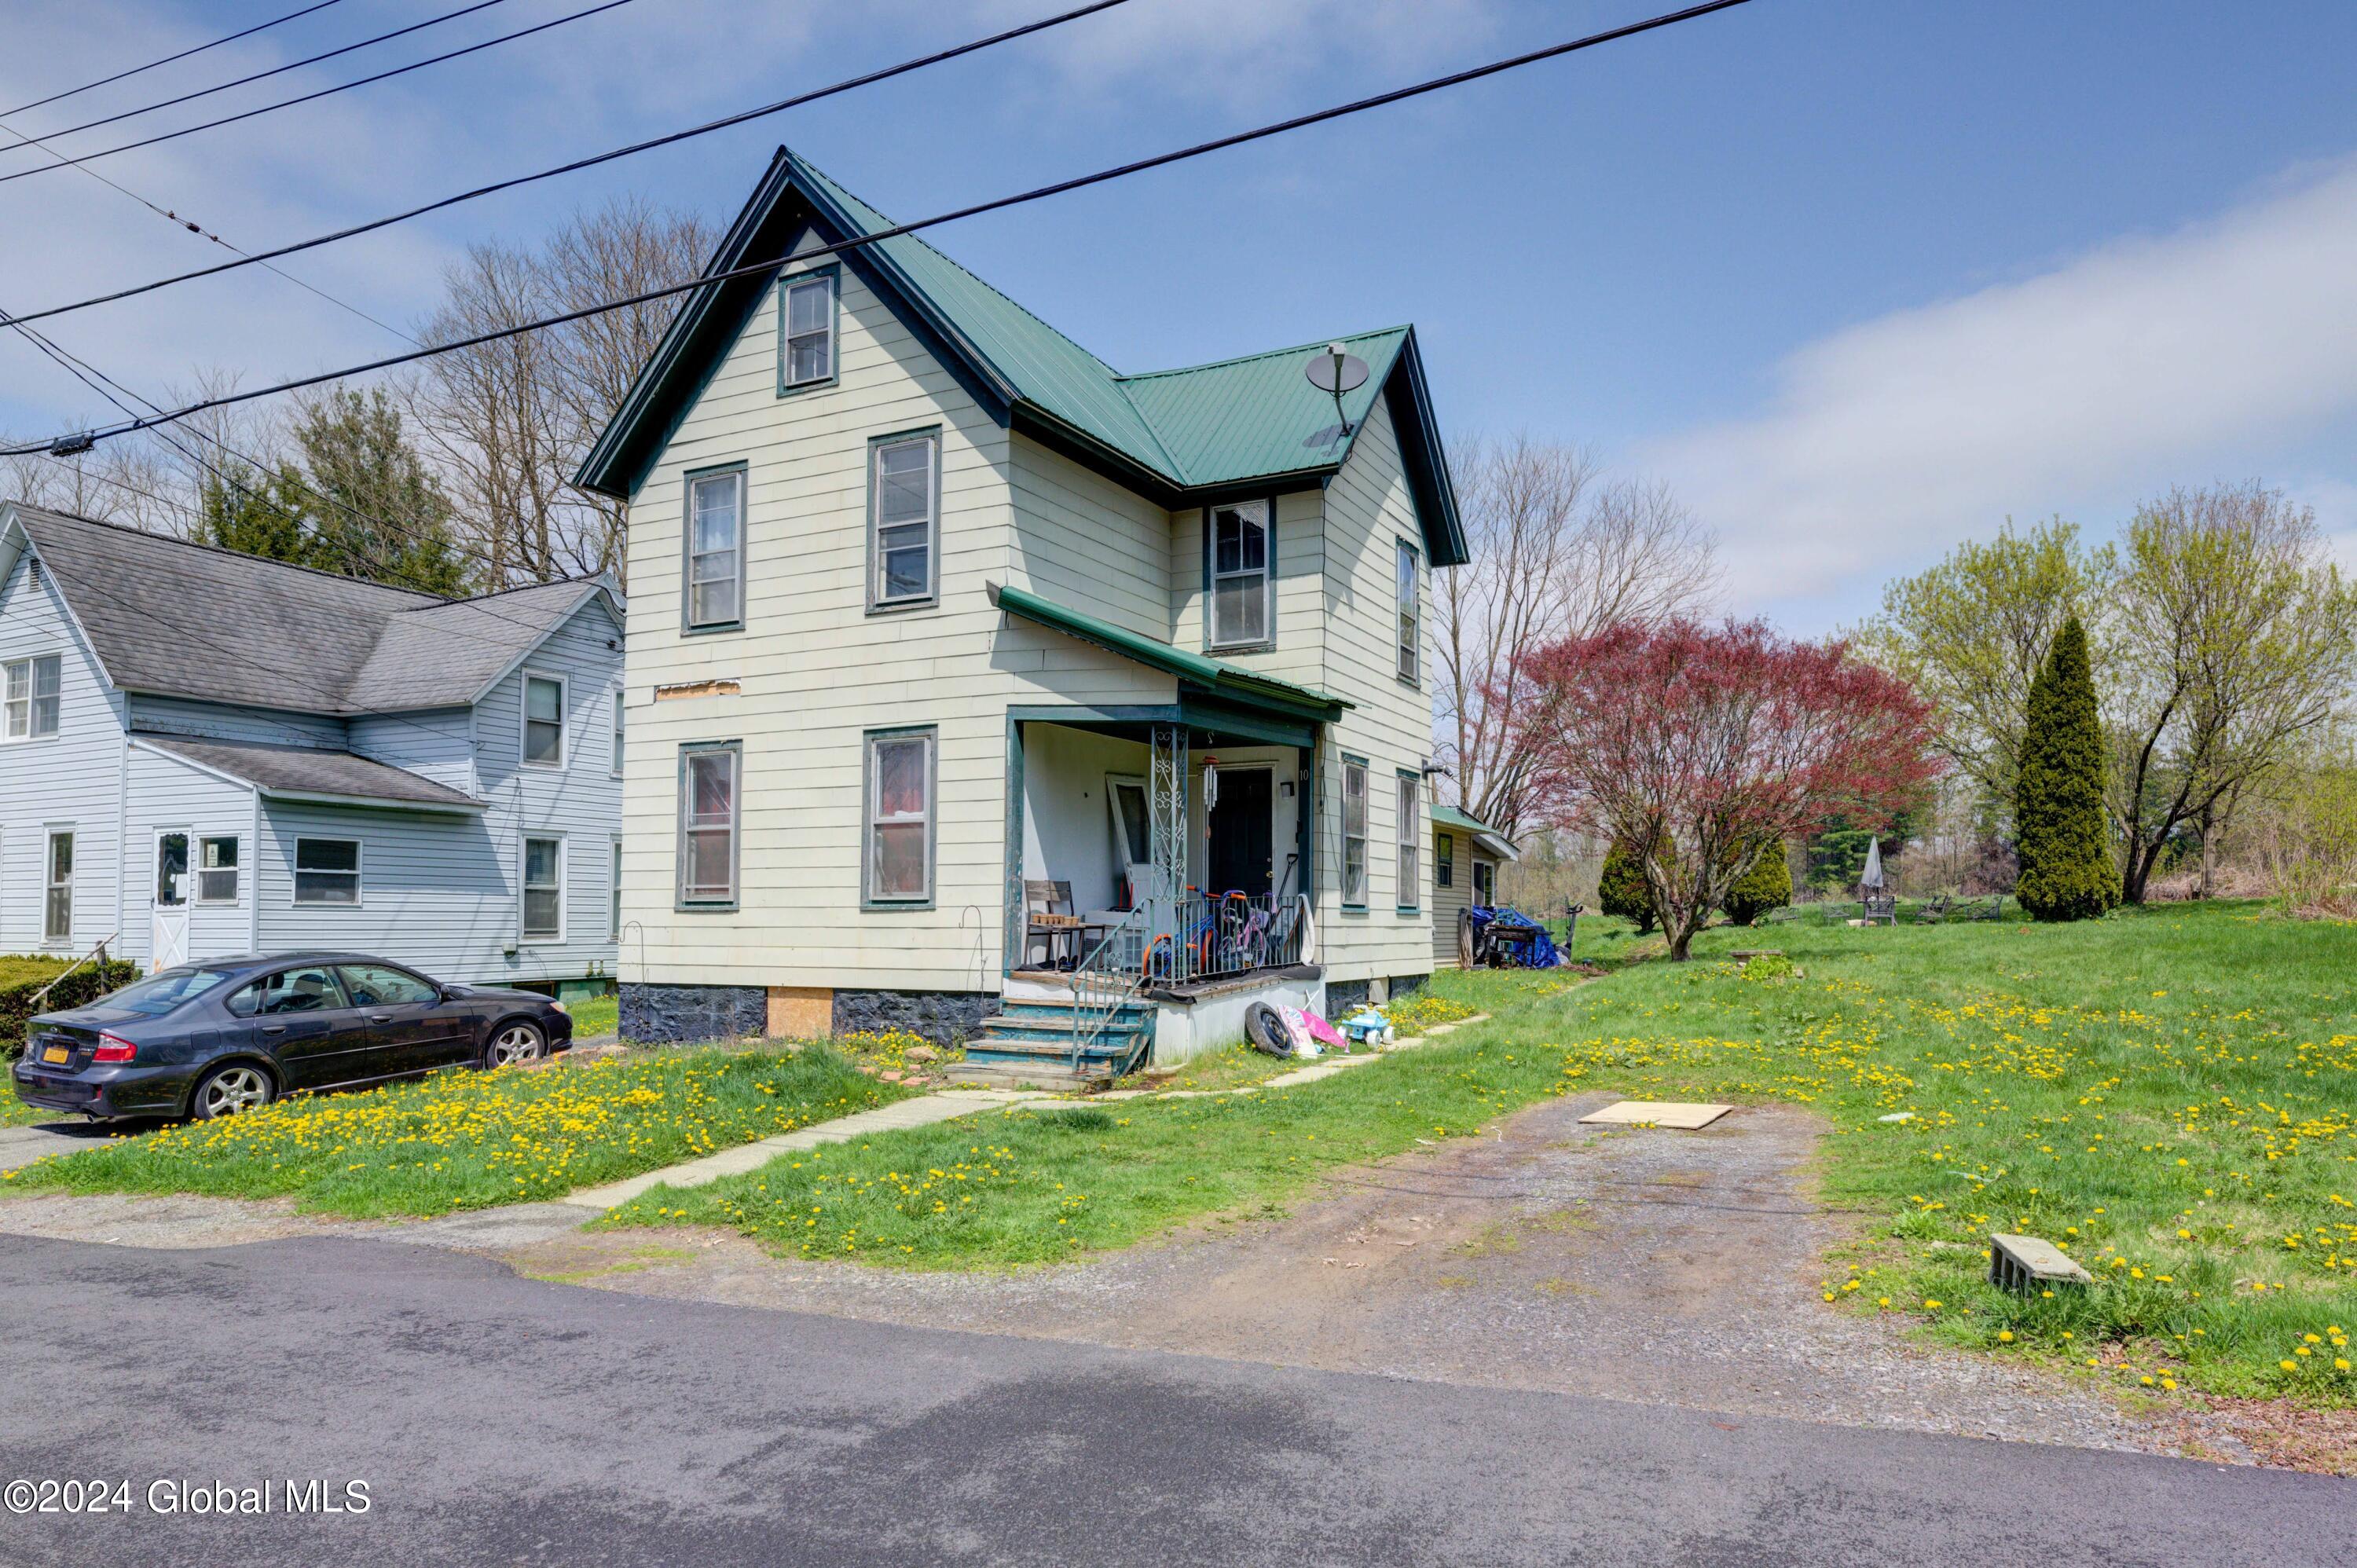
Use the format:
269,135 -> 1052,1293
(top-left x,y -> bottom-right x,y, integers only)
485,1021 -> 546,1069
190,1063 -> 273,1120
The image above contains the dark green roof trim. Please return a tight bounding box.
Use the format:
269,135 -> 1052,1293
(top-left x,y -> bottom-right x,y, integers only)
1432,802 -> 1517,861
987,581 -> 1349,726
577,147 -> 1466,565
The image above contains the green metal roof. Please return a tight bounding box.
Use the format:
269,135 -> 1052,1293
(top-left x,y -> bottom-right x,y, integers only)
1431,804 -> 1496,834
987,581 -> 1351,724
578,149 -> 1465,564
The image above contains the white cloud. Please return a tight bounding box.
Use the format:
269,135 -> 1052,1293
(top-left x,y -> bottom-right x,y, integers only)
1647,155 -> 2357,622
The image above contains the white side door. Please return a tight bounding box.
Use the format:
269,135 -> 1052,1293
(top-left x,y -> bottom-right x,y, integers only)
152,829 -> 190,971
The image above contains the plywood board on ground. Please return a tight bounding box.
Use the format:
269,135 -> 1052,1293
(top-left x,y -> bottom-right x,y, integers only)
1578,1101 -> 1734,1130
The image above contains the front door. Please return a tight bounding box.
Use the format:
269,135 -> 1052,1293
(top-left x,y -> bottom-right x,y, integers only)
1205,766 -> 1274,898
152,830 -> 190,971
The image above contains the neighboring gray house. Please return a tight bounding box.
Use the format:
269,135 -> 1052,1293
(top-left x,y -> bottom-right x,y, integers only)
0,504 -> 624,996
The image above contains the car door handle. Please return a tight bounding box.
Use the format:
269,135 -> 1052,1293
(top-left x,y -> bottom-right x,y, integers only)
261,1024 -> 286,1035
368,1013 -> 394,1024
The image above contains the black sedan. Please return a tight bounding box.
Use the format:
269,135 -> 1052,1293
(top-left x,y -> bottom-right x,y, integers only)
11,953 -> 574,1122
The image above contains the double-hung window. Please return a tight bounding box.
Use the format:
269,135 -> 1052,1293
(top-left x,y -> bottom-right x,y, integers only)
871,433 -> 937,608
610,836 -> 625,939
5,654 -> 60,740
293,838 -> 360,905
686,468 -> 745,630
865,730 -> 934,904
1341,757 -> 1368,909
1396,773 -> 1420,911
677,743 -> 739,907
522,837 -> 564,942
1395,539 -> 1420,683
610,687 -> 625,778
522,674 -> 565,768
1436,831 -> 1454,888
43,829 -> 72,944
779,272 -> 835,389
1209,501 -> 1273,649
196,835 -> 239,903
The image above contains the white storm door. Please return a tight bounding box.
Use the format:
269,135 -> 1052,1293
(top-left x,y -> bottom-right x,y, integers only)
152,829 -> 190,970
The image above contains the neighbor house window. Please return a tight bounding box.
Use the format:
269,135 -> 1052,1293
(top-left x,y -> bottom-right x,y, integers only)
677,742 -> 739,907
610,835 -> 625,939
1341,757 -> 1368,909
196,836 -> 239,903
522,673 -> 565,768
4,654 -> 60,740
685,467 -> 745,629
779,271 -> 836,389
864,729 -> 934,904
293,837 -> 360,905
1396,773 -> 1420,911
43,828 -> 71,944
522,837 -> 564,942
1473,859 -> 1495,908
610,687 -> 625,778
1436,831 -> 1454,888
1396,539 -> 1420,683
870,432 -> 937,608
1209,500 -> 1273,649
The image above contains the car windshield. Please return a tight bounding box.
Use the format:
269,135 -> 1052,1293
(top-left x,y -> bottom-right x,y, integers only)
95,967 -> 236,1017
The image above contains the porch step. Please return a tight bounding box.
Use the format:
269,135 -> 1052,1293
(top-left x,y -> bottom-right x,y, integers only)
952,993 -> 1154,1090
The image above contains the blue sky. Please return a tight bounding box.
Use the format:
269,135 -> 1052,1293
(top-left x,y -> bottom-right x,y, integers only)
4,0 -> 2355,631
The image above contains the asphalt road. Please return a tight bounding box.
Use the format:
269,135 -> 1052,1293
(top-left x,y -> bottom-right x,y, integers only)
0,1233 -> 2348,1567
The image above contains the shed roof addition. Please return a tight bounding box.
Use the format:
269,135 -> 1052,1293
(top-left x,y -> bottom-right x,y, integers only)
134,733 -> 486,813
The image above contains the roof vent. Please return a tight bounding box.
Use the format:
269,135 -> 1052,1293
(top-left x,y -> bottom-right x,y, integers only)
27,559 -> 42,592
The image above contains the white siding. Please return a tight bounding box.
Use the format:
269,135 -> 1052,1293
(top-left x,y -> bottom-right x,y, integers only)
127,694 -> 344,749
123,745 -> 258,965
256,799 -> 508,976
350,705 -> 477,797
0,550 -> 125,955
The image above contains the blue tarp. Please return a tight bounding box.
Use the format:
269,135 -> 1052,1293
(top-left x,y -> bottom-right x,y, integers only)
1468,905 -> 1564,968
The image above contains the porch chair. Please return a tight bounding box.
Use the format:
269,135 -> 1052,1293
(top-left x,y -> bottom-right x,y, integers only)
1023,880 -> 1107,971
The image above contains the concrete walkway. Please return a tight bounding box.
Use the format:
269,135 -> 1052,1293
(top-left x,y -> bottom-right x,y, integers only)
0,1119 -> 152,1174
561,1088 -> 1046,1210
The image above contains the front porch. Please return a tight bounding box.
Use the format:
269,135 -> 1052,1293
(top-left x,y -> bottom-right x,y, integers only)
959,709 -> 1326,1090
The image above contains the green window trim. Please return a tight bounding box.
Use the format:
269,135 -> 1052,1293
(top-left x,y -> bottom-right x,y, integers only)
775,265 -> 841,397
865,426 -> 942,615
1395,769 -> 1421,913
862,725 -> 938,909
1340,753 -> 1368,910
682,462 -> 747,635
676,741 -> 742,911
1395,537 -> 1421,687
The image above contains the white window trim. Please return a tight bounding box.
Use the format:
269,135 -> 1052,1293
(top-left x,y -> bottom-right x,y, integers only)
863,728 -> 936,905
1208,500 -> 1275,652
519,669 -> 567,770
779,270 -> 838,390
684,466 -> 746,632
3,653 -> 62,743
521,834 -> 566,945
868,430 -> 940,611
610,685 -> 625,779
42,824 -> 73,947
292,836 -> 363,907
195,834 -> 241,906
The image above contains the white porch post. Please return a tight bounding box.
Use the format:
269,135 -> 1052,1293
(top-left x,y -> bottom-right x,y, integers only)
1149,722 -> 1189,963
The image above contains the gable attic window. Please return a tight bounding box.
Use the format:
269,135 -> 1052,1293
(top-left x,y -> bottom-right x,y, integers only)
779,270 -> 837,390
870,432 -> 938,610
1208,500 -> 1273,650
522,674 -> 566,767
4,654 -> 61,740
685,467 -> 745,631
1396,538 -> 1420,683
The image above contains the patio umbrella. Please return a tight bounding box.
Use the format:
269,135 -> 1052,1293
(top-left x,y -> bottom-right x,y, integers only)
1860,837 -> 1885,890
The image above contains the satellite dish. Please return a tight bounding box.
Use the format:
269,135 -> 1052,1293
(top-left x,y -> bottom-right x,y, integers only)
1305,342 -> 1369,442
1305,342 -> 1369,395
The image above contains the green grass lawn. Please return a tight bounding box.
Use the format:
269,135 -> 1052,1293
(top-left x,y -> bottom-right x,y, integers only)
8,1046 -> 912,1218
611,901 -> 2355,1404
566,991 -> 619,1038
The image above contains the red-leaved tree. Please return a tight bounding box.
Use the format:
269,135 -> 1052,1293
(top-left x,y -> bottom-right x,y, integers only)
1516,619 -> 1941,959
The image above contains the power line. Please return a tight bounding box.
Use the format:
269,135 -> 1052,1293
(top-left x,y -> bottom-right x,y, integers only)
0,0 -> 1140,331
0,0 -> 644,188
5,0 -> 517,148
1,0 -> 1758,459
0,0 -> 351,119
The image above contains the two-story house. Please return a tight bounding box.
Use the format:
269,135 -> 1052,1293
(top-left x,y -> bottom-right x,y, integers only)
579,148 -> 1465,1084
0,504 -> 624,995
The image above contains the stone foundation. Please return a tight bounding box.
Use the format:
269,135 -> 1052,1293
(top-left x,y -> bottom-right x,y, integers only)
620,983 -> 767,1044
832,988 -> 999,1046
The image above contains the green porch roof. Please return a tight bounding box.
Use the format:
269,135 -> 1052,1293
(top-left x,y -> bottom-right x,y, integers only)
577,149 -> 1464,565
1432,803 -> 1518,860
986,581 -> 1350,725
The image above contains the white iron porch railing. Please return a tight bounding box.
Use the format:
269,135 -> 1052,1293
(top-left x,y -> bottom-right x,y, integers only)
1068,904 -> 1153,1075
1064,892 -> 1314,1073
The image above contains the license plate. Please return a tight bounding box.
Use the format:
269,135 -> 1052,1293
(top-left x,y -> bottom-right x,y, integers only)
41,1046 -> 69,1065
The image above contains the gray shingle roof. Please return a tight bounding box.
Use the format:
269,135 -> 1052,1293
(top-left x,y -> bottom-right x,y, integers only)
4,506 -> 614,715
134,734 -> 484,811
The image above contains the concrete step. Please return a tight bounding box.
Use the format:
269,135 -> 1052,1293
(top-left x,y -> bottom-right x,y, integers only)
946,1060 -> 1102,1093
976,1019 -> 1150,1050
965,1033 -> 1143,1063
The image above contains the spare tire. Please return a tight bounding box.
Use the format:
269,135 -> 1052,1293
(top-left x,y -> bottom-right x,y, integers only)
1244,1001 -> 1292,1057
